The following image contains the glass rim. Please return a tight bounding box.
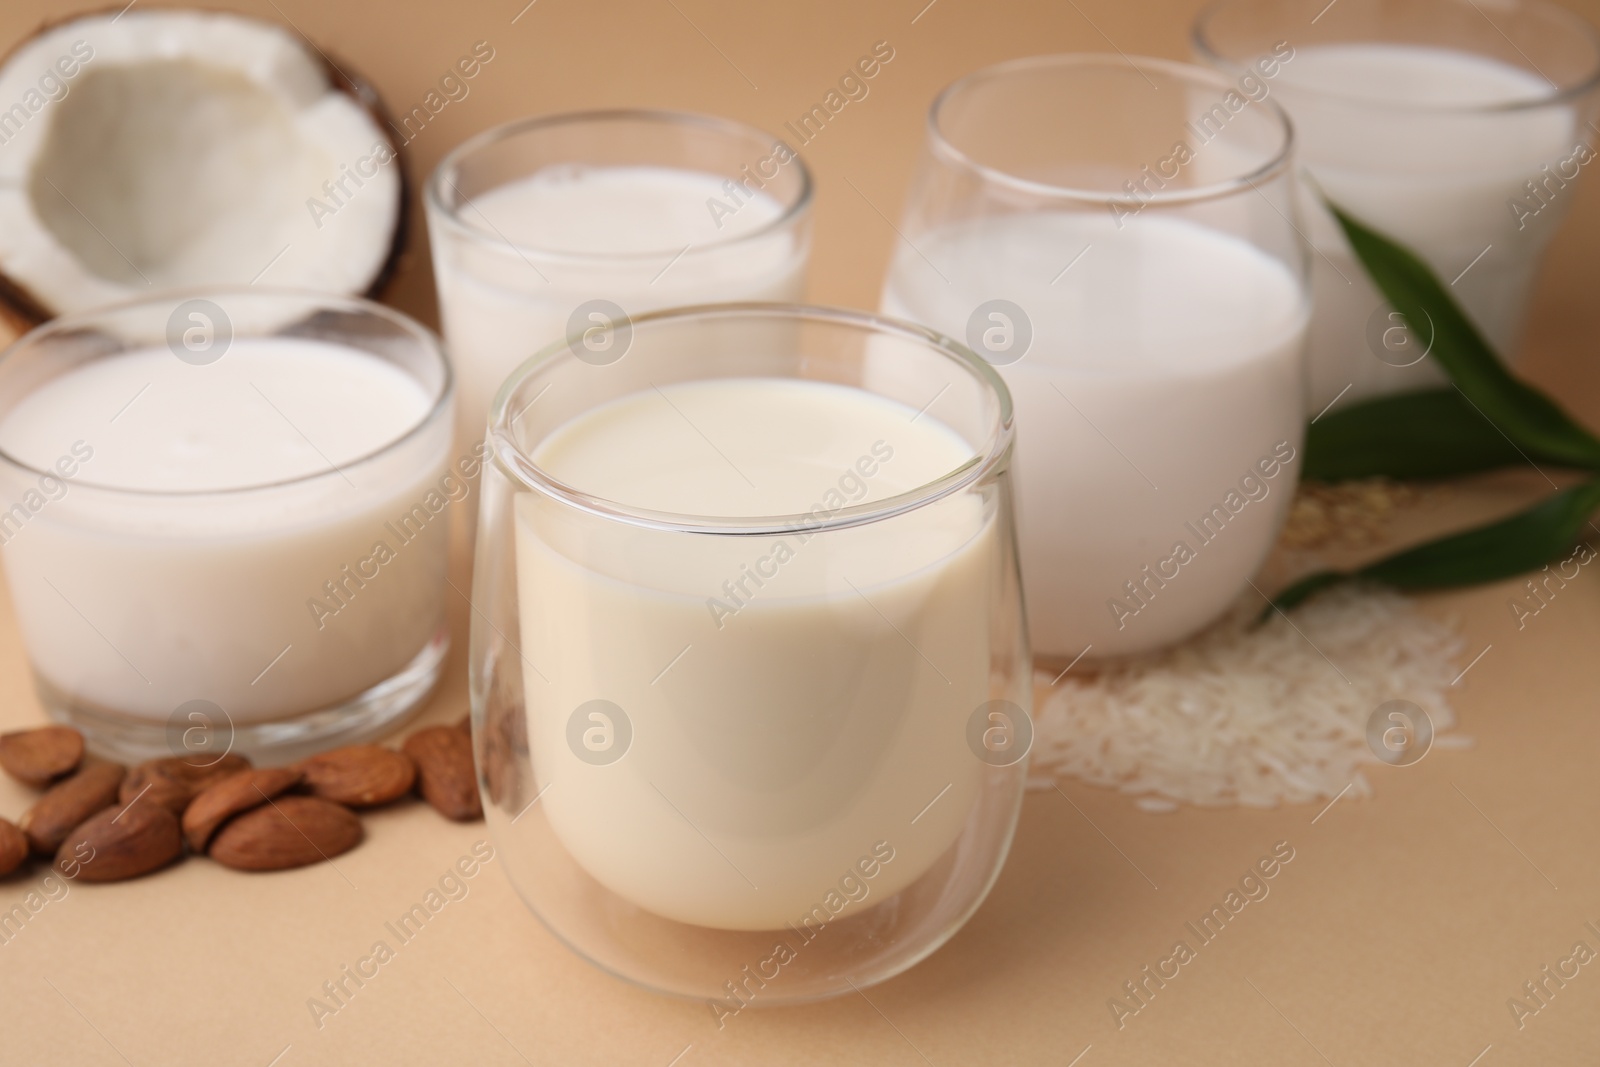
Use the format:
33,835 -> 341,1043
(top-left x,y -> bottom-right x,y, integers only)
0,286 -> 453,498
487,302 -> 1015,536
927,52 -> 1297,207
1192,0 -> 1600,115
424,108 -> 815,263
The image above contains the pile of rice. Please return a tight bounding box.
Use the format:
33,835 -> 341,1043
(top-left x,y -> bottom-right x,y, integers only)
1029,584 -> 1468,809
1278,478 -> 1433,550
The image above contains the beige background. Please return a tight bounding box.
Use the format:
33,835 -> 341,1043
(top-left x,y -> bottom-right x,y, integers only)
3,0 -> 1600,1063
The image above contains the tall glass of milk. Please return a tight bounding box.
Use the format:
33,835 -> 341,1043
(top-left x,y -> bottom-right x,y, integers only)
0,290 -> 455,762
425,110 -> 812,476
471,304 -> 1029,1003
1195,0 -> 1600,410
881,55 -> 1309,661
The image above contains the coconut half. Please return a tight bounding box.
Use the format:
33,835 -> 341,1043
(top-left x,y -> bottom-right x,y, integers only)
0,9 -> 404,327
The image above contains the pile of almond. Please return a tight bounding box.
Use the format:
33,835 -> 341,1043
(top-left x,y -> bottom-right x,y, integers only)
0,720 -> 480,882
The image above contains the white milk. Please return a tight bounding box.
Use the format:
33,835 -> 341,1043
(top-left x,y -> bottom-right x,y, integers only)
1272,44 -> 1582,408
883,213 -> 1306,658
431,166 -> 808,455
0,339 -> 451,722
515,378 -> 997,930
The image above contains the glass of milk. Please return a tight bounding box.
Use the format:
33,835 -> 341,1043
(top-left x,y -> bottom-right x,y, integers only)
471,304 -> 1030,1002
881,55 -> 1310,662
425,109 -> 813,469
1195,0 -> 1600,411
0,289 -> 455,762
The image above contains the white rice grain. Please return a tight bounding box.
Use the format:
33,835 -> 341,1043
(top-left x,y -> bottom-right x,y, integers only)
1028,585 -> 1462,810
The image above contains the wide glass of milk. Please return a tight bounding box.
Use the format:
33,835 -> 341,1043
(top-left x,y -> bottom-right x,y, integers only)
425,110 -> 812,471
1195,0 -> 1600,410
0,290 -> 454,762
471,304 -> 1029,1002
881,55 -> 1309,661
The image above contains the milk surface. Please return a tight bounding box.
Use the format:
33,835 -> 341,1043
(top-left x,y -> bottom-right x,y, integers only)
1286,43 -> 1556,106
883,212 -> 1306,658
431,165 -> 808,457
0,341 -> 428,491
515,378 -> 1000,930
472,164 -> 783,253
1272,43 -> 1580,407
0,338 -> 451,722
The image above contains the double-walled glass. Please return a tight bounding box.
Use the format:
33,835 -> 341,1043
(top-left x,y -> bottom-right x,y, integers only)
881,55 -> 1309,662
0,290 -> 453,762
470,304 -> 1029,1003
1195,0 -> 1600,409
426,110 -> 813,466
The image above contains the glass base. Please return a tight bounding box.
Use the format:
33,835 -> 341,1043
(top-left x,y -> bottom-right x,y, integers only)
39,626 -> 449,765
484,759 -> 1024,1005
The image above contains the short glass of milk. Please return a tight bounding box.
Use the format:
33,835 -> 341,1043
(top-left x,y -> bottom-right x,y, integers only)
471,304 -> 1030,1003
1195,0 -> 1600,411
881,55 -> 1310,662
0,289 -> 455,762
425,109 -> 813,466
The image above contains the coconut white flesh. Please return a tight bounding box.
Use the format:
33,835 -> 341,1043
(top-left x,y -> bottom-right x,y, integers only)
0,10 -> 399,316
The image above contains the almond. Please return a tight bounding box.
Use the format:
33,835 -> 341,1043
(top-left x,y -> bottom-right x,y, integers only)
208,795 -> 362,871
480,701 -> 524,808
121,754 -> 252,815
183,767 -> 302,853
0,816 -> 27,876
293,745 -> 415,809
481,668 -> 527,806
20,762 -> 125,855
403,726 -> 481,821
0,725 -> 84,787
55,802 -> 182,882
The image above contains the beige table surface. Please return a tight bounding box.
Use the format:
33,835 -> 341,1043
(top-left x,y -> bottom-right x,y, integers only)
4,0 -> 1600,1063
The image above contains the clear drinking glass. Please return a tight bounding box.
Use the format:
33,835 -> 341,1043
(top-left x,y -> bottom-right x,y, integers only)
425,110 -> 813,467
1195,0 -> 1600,410
470,304 -> 1029,1003
880,55 -> 1309,663
0,289 -> 454,762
